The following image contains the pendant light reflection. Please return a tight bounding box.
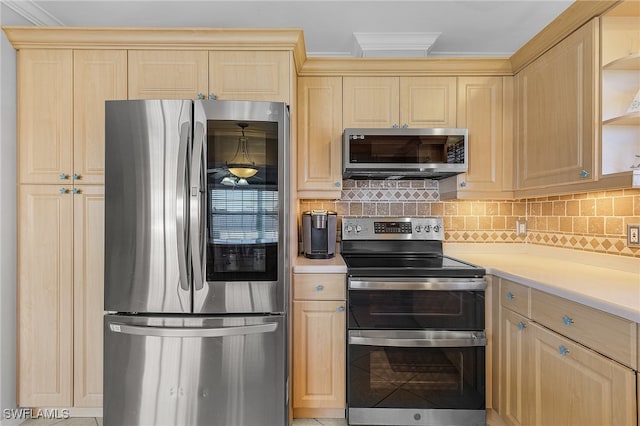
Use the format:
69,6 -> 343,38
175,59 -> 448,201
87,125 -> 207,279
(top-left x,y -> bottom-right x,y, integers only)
220,176 -> 250,187
226,123 -> 258,179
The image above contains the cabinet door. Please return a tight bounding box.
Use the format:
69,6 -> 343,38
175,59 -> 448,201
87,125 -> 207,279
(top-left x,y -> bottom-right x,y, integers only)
128,50 -> 208,99
457,76 -> 510,193
73,186 -> 105,407
74,50 -> 127,185
529,322 -> 636,426
500,308 -> 529,426
297,77 -> 343,198
517,20 -> 597,189
343,76 -> 399,128
293,300 -> 346,417
209,51 -> 290,103
18,185 -> 73,406
400,76 -> 457,127
18,50 -> 73,184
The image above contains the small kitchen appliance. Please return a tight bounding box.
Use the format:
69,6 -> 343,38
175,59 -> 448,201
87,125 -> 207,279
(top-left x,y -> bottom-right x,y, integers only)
341,217 -> 487,426
302,209 -> 337,259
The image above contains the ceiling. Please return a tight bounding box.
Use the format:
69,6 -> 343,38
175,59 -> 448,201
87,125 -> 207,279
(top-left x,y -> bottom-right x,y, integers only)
2,0 -> 575,58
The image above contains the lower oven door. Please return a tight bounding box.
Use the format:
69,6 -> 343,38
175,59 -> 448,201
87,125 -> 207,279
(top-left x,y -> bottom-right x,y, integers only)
348,330 -> 486,426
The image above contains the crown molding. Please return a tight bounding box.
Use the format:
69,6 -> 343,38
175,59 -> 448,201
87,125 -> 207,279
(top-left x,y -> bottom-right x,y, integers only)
3,0 -> 64,26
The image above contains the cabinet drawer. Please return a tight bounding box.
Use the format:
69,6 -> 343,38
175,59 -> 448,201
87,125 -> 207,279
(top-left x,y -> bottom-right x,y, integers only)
294,274 -> 345,301
531,289 -> 637,369
500,279 -> 530,316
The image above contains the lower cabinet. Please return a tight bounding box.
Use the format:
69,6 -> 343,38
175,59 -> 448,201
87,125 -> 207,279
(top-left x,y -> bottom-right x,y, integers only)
497,278 -> 637,426
292,273 -> 346,418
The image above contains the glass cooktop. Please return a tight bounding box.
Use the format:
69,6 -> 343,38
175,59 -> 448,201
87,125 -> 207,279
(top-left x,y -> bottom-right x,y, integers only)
342,255 -> 485,278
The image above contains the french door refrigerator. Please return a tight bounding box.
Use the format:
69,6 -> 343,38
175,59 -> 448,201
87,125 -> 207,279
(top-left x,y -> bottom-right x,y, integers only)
103,100 -> 289,426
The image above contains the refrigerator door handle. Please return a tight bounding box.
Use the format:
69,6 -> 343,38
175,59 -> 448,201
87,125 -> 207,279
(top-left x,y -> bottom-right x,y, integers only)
176,121 -> 190,291
190,119 -> 205,291
108,322 -> 278,338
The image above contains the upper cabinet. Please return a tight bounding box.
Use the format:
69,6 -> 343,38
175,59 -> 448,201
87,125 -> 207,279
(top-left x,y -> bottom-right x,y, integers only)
128,50 -> 208,99
209,51 -> 290,103
600,1 -> 640,181
516,19 -> 598,190
343,76 -> 456,128
18,49 -> 127,185
128,50 -> 291,103
440,76 -> 514,199
297,77 -> 343,199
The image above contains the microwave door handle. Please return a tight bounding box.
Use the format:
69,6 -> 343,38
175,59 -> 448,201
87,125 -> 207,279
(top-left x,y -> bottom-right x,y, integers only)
349,333 -> 486,348
176,121 -> 190,291
190,119 -> 205,291
108,322 -> 278,338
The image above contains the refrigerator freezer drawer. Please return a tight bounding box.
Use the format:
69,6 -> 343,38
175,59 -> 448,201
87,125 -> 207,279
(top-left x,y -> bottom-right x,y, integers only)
104,314 -> 287,426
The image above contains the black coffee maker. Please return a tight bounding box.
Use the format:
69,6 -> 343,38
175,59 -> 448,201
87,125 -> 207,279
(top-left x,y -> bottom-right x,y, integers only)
302,210 -> 337,259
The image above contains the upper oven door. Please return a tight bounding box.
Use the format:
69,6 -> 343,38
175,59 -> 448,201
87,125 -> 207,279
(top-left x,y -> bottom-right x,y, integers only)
348,277 -> 485,330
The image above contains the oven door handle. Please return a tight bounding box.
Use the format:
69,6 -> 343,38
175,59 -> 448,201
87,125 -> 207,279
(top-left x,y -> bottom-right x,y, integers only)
348,277 -> 486,291
348,330 -> 487,348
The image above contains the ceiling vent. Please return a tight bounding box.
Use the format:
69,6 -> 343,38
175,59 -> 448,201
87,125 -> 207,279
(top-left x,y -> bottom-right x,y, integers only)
352,32 -> 441,58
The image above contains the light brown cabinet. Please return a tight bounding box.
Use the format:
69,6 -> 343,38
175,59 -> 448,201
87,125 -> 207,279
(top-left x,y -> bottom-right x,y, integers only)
297,77 -> 343,198
516,19 -> 598,189
292,273 -> 346,419
440,76 -> 514,199
496,277 -> 638,426
16,49 -> 123,408
343,76 -> 456,128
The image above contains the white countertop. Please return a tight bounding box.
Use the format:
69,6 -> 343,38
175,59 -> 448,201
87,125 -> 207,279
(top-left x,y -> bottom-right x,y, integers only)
444,243 -> 640,323
293,254 -> 347,274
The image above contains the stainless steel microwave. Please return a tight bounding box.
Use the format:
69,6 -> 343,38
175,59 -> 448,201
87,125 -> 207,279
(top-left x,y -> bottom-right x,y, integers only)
343,127 -> 468,179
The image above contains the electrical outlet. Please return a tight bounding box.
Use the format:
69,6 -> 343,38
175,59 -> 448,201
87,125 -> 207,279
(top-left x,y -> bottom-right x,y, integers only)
628,224 -> 640,247
516,219 -> 527,236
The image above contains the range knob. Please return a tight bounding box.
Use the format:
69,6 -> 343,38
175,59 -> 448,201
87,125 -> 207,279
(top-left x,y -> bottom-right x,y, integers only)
346,225 -> 353,233
355,225 -> 362,233
424,225 -> 432,232
415,225 -> 422,233
433,225 -> 441,232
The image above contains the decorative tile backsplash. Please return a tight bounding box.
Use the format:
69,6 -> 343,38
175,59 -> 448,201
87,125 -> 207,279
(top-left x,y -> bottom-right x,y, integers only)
299,180 -> 640,258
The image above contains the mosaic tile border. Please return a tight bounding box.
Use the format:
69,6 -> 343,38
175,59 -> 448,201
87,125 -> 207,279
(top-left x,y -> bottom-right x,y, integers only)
527,231 -> 640,257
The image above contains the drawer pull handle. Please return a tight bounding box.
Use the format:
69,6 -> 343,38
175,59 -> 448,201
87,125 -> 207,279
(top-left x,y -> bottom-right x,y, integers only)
562,315 -> 574,326
517,321 -> 526,331
559,345 -> 570,356
315,285 -> 324,291
337,306 -> 345,313
506,292 -> 514,301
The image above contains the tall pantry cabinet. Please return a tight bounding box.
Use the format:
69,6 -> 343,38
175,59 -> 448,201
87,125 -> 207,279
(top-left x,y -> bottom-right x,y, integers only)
17,49 -> 126,407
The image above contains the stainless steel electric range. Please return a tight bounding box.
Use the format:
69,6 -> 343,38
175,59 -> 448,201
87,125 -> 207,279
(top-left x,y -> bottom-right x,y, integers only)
341,217 -> 487,426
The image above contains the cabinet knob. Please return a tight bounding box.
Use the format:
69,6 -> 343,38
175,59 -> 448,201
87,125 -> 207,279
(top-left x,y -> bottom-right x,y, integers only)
580,169 -> 590,178
334,181 -> 341,187
392,124 -> 399,128
517,321 -> 526,331
208,93 -> 216,100
72,173 -> 81,180
402,123 -> 409,128
72,188 -> 80,194
59,187 -> 69,194
506,292 -> 514,301
562,315 -> 574,326
460,181 -> 467,188
337,306 -> 345,313
197,93 -> 205,100
59,173 -> 68,180
558,345 -> 570,356
315,285 -> 324,292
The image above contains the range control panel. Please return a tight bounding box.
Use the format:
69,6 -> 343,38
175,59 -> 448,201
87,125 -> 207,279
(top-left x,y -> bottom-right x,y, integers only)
342,217 -> 444,241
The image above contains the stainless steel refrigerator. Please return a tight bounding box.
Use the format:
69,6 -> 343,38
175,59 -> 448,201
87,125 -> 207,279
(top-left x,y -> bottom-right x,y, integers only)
103,100 -> 289,426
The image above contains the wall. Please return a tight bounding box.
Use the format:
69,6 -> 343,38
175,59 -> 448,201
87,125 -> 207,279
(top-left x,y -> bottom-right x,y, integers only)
301,180 -> 640,258
0,8 -> 19,426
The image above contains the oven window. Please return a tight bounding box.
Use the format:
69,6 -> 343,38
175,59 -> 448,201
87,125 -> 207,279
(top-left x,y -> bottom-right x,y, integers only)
348,344 -> 485,410
348,290 -> 484,330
